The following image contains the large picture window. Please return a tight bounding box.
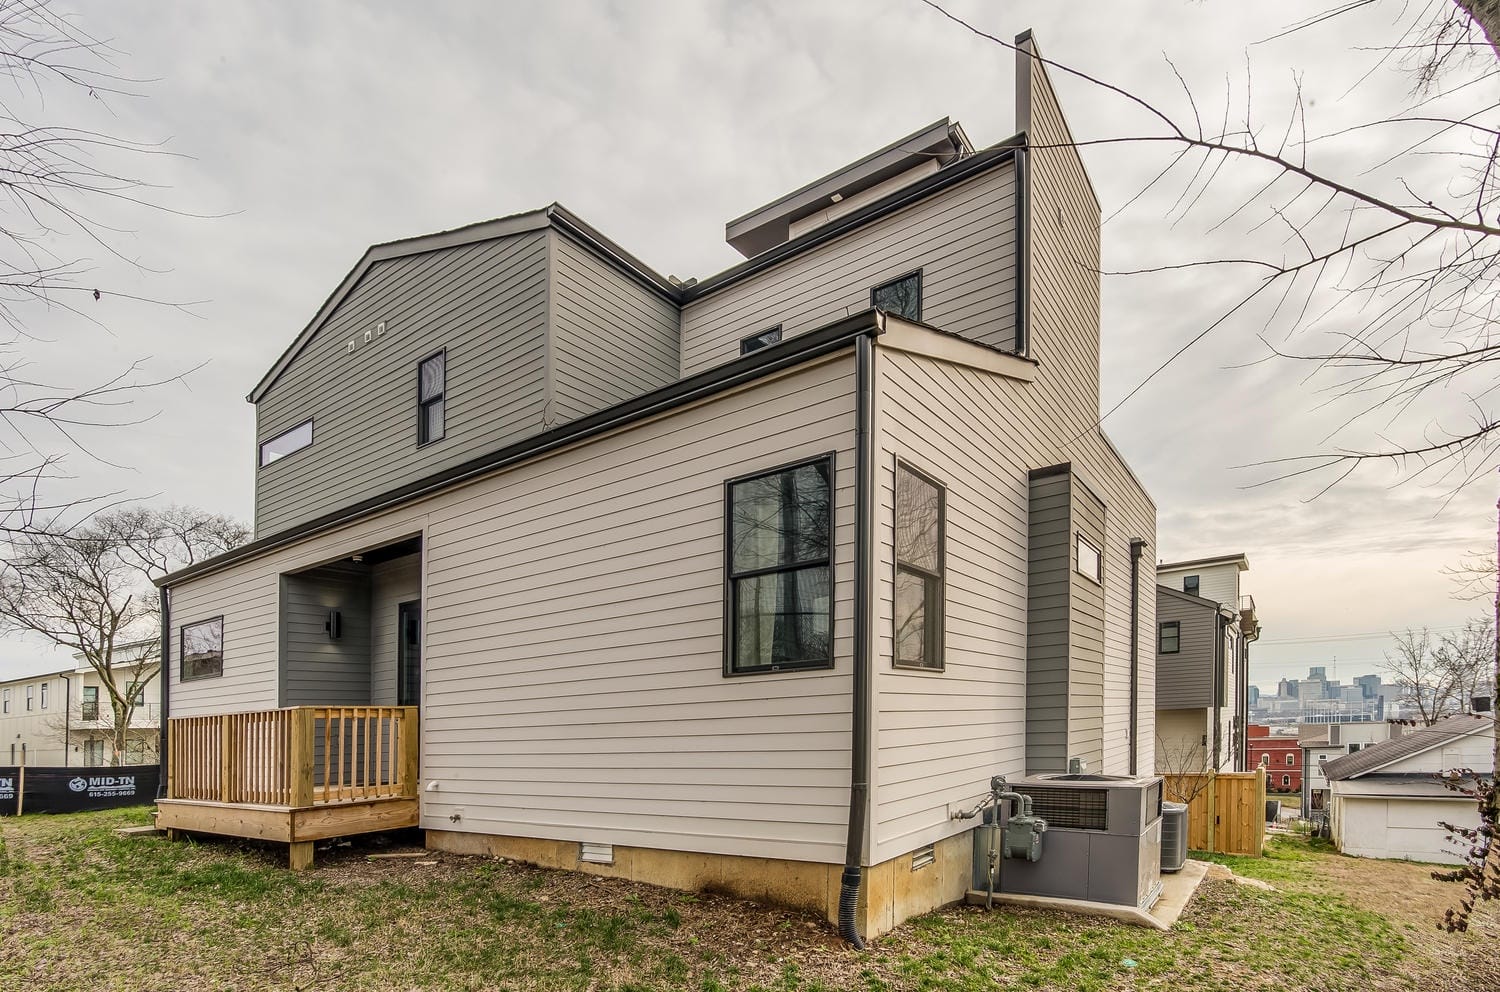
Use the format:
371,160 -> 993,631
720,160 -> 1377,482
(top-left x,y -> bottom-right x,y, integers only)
258,419 -> 313,466
894,462 -> 945,670
181,616 -> 225,682
418,350 -> 446,445
725,456 -> 834,675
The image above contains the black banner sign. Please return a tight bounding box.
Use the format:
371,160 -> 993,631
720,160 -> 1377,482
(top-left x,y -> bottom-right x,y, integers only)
0,764 -> 160,815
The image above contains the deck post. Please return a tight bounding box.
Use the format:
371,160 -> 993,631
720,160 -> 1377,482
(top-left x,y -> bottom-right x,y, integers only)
290,708 -> 315,808
398,707 -> 419,798
289,840 -> 314,871
218,716 -> 232,804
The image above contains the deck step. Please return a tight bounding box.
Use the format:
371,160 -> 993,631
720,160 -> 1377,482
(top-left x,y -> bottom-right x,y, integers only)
113,825 -> 163,838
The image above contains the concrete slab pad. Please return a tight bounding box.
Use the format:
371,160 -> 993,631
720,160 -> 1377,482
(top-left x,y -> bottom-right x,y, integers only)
963,859 -> 1209,931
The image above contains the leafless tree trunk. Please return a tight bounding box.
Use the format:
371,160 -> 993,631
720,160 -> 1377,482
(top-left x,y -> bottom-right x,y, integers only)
0,505 -> 247,765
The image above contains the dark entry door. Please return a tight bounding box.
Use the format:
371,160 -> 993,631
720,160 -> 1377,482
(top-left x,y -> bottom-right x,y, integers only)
397,600 -> 421,707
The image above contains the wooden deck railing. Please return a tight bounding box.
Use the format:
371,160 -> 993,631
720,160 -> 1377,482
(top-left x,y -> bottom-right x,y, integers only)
167,706 -> 418,808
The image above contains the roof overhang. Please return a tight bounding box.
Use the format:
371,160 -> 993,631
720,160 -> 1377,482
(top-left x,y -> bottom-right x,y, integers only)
1157,553 -> 1250,573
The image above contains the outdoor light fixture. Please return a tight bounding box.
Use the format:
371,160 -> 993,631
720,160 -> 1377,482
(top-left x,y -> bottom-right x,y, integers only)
325,610 -> 343,640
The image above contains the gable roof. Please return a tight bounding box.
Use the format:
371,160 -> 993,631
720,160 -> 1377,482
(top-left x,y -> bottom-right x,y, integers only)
1156,584 -> 1223,611
1321,715 -> 1494,780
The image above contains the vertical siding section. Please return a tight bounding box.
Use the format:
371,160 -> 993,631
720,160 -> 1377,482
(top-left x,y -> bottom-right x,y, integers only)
170,356 -> 858,866
1025,470 -> 1070,774
681,165 -> 1017,377
548,231 -> 681,423
1068,479 -> 1106,771
255,231 -> 551,536
370,553 -> 421,705
279,564 -> 372,706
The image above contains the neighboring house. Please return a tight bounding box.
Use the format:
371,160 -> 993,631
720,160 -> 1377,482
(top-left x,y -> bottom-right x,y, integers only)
1154,553 -> 1260,773
0,647 -> 162,768
154,35 -> 1160,940
1324,715 -> 1495,864
0,668 -> 70,766
1300,720 -> 1408,819
64,644 -> 163,766
1248,724 -> 1301,792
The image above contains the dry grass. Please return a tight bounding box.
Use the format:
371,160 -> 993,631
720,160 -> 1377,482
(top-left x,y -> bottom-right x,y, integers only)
1,808 -> 1496,991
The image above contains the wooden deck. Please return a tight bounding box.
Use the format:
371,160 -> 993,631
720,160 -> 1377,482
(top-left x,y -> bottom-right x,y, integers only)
158,705 -> 419,868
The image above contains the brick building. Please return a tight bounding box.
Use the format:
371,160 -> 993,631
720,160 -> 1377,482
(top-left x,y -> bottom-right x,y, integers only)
1249,723 -> 1302,792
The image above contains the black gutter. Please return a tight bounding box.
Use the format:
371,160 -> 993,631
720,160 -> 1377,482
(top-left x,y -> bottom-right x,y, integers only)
158,586 -> 170,797
1128,538 -> 1145,776
839,330 -> 876,950
684,138 -> 1024,302
160,309 -> 885,590
1013,141 -> 1031,356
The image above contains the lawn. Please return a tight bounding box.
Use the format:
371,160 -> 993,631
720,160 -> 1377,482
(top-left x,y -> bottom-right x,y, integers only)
2,809 -> 1497,991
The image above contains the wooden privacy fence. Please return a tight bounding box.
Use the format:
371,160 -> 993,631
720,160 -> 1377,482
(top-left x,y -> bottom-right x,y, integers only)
167,705 -> 418,808
1164,767 -> 1267,856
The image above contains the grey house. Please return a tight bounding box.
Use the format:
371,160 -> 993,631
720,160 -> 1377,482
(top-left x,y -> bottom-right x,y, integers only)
156,34 -> 1158,940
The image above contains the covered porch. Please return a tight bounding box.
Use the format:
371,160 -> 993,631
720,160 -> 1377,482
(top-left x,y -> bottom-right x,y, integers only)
157,704 -> 419,868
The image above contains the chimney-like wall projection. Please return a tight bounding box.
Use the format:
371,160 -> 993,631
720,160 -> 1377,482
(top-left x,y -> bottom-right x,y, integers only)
1026,464 -> 1107,774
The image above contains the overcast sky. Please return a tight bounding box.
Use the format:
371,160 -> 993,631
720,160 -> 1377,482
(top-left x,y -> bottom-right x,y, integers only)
1,1 -> 1493,691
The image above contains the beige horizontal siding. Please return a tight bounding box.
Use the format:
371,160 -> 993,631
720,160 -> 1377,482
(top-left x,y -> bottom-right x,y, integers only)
169,355 -> 858,865
681,164 -> 1017,377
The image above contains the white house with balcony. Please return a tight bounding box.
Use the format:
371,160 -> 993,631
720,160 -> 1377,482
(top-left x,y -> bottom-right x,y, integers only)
0,643 -> 161,768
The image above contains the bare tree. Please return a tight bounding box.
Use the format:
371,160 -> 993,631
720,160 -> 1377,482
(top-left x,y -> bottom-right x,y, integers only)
1435,616 -> 1499,710
0,504 -> 246,765
43,637 -> 159,765
0,1 -> 194,539
1385,627 -> 1467,724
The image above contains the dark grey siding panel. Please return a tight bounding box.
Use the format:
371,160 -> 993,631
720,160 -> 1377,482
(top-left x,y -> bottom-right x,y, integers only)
1068,479 -> 1106,770
1155,590 -> 1215,709
280,564 -> 372,706
370,553 -> 421,705
255,231 -> 551,536
1026,470 -> 1070,774
549,231 -> 680,423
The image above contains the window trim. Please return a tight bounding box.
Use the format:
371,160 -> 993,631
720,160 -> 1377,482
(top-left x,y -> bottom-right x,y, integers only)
180,615 -> 226,683
722,452 -> 838,678
1281,774 -> 1291,788
1,688 -> 8,714
39,681 -> 47,710
25,684 -> 33,711
1183,574 -> 1201,597
416,348 -> 447,447
739,325 -> 783,355
1075,532 -> 1103,584
892,458 -> 947,673
1159,620 -> 1181,654
257,418 -> 315,468
1286,753 -> 1295,766
870,268 -> 923,322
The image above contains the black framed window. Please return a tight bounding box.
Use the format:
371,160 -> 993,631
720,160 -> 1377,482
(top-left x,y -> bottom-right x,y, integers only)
39,681 -> 47,709
1183,575 -> 1200,597
871,270 -> 922,322
181,616 -> 225,682
725,456 -> 834,675
1075,534 -> 1102,583
258,419 -> 313,467
418,350 -> 446,445
894,462 -> 945,670
1158,621 -> 1180,654
740,325 -> 783,355
397,600 -> 421,707
82,685 -> 99,721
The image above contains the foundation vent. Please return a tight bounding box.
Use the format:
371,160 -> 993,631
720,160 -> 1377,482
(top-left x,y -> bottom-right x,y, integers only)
912,844 -> 936,871
580,842 -> 614,865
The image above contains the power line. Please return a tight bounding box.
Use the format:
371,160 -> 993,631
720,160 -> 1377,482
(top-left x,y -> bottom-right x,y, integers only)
1256,625 -> 1467,646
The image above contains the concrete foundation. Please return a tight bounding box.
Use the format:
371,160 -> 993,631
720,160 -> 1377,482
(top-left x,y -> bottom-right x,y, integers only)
425,828 -> 974,940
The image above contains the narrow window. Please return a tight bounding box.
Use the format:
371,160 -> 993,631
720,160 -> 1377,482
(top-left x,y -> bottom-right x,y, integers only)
25,685 -> 33,710
418,350 -> 446,445
871,271 -> 922,321
1286,753 -> 1294,766
85,739 -> 104,767
180,616 -> 225,682
1259,754 -> 1269,767
740,325 -> 783,355
1158,621 -> 1181,654
894,462 -> 945,670
1,688 -> 8,714
258,419 -> 313,467
1183,575 -> 1200,597
1281,774 -> 1291,787
82,685 -> 99,721
39,682 -> 47,710
397,601 -> 421,707
725,456 -> 834,675
1075,534 -> 1102,583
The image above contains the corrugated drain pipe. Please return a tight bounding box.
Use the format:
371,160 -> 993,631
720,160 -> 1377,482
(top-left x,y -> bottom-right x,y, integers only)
1128,539 -> 1145,775
839,329 -> 876,949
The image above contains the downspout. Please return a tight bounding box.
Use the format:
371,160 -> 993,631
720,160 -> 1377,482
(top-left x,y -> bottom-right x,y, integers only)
158,586 -> 170,799
1128,539 -> 1145,775
839,330 -> 875,949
